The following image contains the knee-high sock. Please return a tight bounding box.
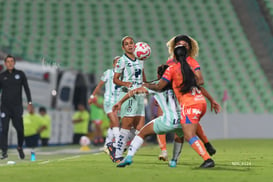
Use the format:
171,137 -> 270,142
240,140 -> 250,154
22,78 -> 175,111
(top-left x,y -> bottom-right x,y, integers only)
128,128 -> 136,141
115,128 -> 130,158
104,128 -> 113,146
189,136 -> 210,160
112,127 -> 120,148
172,142 -> 183,161
157,134 -> 167,151
196,123 -> 209,144
127,135 -> 144,157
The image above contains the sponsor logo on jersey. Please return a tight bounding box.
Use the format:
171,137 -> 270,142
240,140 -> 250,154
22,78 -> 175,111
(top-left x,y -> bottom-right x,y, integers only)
185,108 -> 202,115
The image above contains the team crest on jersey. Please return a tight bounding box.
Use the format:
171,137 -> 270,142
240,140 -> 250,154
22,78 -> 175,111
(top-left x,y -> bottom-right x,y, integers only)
127,106 -> 132,112
15,74 -> 20,79
127,63 -> 132,67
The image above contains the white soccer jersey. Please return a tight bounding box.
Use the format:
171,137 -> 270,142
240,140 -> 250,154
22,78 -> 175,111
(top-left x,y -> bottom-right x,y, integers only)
114,54 -> 144,89
101,69 -> 121,104
147,88 -> 181,127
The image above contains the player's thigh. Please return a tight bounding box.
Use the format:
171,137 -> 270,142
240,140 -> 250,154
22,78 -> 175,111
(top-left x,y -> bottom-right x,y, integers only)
180,103 -> 207,124
138,120 -> 155,138
107,112 -> 119,127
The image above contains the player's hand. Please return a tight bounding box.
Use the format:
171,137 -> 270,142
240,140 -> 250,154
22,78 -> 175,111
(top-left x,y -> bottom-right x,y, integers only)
124,82 -> 132,88
88,96 -> 97,105
210,100 -> 221,114
27,103 -> 33,112
88,98 -> 92,105
112,102 -> 121,113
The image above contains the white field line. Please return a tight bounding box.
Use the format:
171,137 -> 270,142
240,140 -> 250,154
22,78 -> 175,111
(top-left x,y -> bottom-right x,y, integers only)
0,148 -> 103,166
57,155 -> 81,161
38,160 -> 51,165
38,155 -> 81,165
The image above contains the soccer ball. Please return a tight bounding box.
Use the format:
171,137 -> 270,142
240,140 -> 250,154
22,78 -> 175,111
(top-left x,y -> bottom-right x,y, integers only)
79,136 -> 90,146
134,42 -> 151,60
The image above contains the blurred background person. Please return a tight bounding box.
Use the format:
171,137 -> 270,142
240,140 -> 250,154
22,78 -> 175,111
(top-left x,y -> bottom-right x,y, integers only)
72,103 -> 90,145
23,106 -> 46,160
89,92 -> 105,145
88,56 -> 121,151
38,107 -> 51,147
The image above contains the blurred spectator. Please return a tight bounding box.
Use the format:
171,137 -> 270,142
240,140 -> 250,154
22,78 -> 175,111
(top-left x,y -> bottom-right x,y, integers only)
23,106 -> 46,148
38,107 -> 51,146
72,103 -> 89,144
90,94 -> 105,145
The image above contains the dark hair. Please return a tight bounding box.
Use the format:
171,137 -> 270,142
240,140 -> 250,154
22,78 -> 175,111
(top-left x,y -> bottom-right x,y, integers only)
39,107 -> 47,113
4,55 -> 15,62
174,35 -> 192,50
174,45 -> 199,94
157,64 -> 172,91
157,64 -> 169,78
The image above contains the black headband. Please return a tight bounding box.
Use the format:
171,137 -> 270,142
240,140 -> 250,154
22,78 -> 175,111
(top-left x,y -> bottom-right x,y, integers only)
174,35 -> 192,49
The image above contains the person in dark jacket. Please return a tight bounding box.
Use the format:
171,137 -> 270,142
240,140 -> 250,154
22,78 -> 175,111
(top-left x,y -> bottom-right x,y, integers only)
0,55 -> 33,160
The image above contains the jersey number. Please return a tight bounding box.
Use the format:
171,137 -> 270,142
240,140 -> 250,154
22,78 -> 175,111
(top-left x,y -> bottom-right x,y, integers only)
173,118 -> 179,125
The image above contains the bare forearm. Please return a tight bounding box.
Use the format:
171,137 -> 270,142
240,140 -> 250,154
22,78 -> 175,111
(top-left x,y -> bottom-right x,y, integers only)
200,87 -> 214,102
120,87 -> 147,104
113,78 -> 129,87
142,69 -> 147,83
144,83 -> 162,91
92,81 -> 104,96
73,119 -> 82,123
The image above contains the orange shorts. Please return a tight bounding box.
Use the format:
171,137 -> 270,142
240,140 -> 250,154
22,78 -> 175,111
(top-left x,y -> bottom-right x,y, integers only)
180,103 -> 207,124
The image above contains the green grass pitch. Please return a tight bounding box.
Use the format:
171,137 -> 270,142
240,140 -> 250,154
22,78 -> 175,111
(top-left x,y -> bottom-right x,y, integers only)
0,139 -> 272,182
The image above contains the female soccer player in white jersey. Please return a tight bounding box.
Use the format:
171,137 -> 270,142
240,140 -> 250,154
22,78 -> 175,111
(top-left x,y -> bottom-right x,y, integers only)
113,64 -> 184,168
108,36 -> 146,162
88,56 -> 121,151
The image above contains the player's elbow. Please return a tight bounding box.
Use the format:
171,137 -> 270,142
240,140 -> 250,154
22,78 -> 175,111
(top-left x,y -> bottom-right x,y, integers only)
113,78 -> 118,85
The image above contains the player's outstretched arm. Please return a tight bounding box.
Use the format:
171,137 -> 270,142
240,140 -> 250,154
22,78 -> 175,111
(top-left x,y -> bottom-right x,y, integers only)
143,79 -> 168,92
112,87 -> 148,112
88,80 -> 105,105
200,86 -> 221,113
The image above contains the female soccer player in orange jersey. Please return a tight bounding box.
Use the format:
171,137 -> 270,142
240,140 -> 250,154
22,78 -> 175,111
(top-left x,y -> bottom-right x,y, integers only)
144,45 -> 216,168
157,35 -> 220,161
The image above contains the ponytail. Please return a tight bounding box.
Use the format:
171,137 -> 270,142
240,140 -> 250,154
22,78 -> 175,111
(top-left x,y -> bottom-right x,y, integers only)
174,45 -> 199,94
